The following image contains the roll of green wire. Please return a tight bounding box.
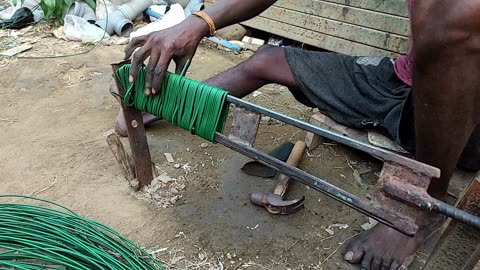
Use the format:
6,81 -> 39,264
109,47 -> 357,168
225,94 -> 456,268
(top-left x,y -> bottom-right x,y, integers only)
0,195 -> 164,270
115,64 -> 230,142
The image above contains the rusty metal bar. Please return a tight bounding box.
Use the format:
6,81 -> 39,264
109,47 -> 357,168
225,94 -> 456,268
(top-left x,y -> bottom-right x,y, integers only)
226,96 -> 440,178
111,61 -> 153,189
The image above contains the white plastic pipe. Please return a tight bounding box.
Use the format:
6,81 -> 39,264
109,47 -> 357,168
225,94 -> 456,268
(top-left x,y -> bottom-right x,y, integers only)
67,2 -> 96,23
96,0 -> 152,36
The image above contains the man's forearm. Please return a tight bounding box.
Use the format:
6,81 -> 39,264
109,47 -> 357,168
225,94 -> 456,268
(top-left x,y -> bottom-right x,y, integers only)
185,0 -> 277,39
204,0 -> 277,30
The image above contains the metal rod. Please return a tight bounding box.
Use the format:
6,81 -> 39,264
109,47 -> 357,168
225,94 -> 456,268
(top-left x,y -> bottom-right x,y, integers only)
226,96 -> 440,178
431,199 -> 480,230
215,133 -> 418,236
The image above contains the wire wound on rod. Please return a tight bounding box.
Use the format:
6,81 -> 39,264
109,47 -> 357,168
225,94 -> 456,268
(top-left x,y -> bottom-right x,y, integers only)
116,64 -> 230,142
0,195 -> 164,270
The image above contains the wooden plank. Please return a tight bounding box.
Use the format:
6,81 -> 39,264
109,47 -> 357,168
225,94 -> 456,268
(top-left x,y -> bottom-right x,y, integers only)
321,0 -> 408,17
206,0 -> 409,35
274,0 -> 409,36
242,17 -> 399,57
260,6 -> 408,52
205,0 -> 408,55
0,44 -> 32,57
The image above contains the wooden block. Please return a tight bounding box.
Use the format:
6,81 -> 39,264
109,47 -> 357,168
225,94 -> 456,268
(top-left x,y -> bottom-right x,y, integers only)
305,113 -> 370,150
305,114 -> 327,150
104,129 -> 135,181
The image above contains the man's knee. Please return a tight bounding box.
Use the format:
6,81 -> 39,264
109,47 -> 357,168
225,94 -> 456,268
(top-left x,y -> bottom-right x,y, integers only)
245,45 -> 285,76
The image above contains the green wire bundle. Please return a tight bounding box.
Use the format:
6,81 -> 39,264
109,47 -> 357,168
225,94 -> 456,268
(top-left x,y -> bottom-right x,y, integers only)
116,64 -> 230,142
0,195 -> 164,270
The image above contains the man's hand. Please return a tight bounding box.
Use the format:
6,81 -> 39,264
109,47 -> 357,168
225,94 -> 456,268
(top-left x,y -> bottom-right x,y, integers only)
123,0 -> 276,95
124,17 -> 209,95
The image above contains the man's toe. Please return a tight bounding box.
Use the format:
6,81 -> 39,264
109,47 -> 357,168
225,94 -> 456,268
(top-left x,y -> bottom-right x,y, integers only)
343,235 -> 366,264
343,249 -> 365,264
371,256 -> 382,270
389,261 -> 400,270
381,257 -> 392,270
361,253 -> 373,270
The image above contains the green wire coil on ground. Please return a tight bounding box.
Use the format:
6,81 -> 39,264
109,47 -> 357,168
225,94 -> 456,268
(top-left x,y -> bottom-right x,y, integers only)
115,64 -> 230,142
0,195 -> 164,270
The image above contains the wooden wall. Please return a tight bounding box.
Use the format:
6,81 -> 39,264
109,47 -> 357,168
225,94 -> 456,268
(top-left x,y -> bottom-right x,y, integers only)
205,0 -> 409,57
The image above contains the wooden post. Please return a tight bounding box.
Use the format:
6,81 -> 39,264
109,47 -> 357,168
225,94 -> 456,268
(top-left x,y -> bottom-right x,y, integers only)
111,61 -> 153,189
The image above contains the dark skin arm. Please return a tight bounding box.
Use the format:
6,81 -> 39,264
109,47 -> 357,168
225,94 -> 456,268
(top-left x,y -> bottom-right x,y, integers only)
124,0 -> 277,95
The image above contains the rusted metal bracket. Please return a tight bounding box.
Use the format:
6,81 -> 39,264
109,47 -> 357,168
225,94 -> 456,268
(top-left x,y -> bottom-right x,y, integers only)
228,107 -> 261,147
423,173 -> 480,270
111,60 -> 153,189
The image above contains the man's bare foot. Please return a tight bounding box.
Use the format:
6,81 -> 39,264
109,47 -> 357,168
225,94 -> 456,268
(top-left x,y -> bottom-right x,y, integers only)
342,213 -> 444,270
115,108 -> 161,137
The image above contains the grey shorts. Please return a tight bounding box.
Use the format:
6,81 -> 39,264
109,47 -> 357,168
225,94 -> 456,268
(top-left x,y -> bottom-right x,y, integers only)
284,47 -> 415,151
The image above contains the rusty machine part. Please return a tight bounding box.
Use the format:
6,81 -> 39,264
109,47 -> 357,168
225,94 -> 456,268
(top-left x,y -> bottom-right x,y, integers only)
250,141 -> 306,215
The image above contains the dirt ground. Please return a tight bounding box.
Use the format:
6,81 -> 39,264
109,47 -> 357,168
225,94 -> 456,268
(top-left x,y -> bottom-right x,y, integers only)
0,25 -> 477,269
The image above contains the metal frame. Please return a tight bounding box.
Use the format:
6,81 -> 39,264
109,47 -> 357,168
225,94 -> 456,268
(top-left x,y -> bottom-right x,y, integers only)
111,61 -> 480,268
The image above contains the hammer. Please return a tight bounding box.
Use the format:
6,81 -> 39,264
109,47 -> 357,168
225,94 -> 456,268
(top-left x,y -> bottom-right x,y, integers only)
250,141 -> 306,215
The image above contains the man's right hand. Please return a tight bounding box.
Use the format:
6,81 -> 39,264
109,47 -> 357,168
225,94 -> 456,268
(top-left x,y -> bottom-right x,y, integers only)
123,0 -> 277,95
124,16 -> 209,96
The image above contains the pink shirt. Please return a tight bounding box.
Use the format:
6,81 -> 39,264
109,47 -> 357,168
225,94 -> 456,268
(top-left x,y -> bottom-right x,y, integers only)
394,0 -> 414,86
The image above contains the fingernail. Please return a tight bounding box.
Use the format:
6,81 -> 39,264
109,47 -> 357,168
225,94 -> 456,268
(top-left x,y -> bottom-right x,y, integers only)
129,75 -> 134,83
344,251 -> 354,261
152,89 -> 157,94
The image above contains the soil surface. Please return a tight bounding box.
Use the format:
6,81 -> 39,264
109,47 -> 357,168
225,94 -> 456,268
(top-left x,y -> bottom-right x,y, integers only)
0,25 -> 478,270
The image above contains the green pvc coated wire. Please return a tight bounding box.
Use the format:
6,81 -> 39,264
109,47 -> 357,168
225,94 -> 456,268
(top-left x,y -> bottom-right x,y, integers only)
115,63 -> 230,142
0,195 -> 164,270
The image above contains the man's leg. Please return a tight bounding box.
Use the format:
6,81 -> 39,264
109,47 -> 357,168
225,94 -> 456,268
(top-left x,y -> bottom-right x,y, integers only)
343,1 -> 480,269
115,45 -> 301,136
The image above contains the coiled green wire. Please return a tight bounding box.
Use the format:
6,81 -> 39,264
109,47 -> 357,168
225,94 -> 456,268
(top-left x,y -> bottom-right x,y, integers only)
0,195 -> 164,270
115,64 -> 230,142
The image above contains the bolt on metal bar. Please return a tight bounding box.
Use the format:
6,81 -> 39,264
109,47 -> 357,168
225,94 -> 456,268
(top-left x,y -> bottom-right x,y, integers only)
226,96 -> 440,178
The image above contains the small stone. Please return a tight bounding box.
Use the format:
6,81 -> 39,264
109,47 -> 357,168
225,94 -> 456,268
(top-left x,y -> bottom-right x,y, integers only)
324,228 -> 335,236
170,196 -> 179,204
170,188 -> 179,194
157,174 -> 172,184
150,178 -> 158,187
200,143 -> 209,148
129,179 -> 139,189
173,163 -> 181,169
227,253 -> 232,259
164,153 -> 174,163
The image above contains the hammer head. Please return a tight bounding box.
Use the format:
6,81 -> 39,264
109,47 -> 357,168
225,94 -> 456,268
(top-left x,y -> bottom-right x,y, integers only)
250,193 -> 305,215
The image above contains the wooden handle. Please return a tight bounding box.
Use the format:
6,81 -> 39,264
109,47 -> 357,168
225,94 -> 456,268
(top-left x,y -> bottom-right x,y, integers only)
274,141 -> 306,196
285,141 -> 307,167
